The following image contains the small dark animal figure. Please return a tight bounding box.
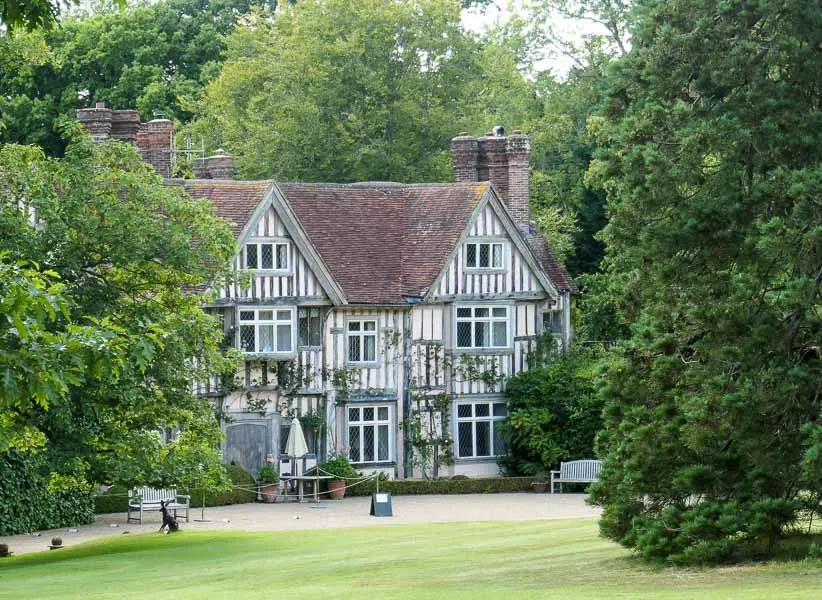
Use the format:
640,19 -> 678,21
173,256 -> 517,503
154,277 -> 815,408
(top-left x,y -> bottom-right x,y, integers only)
159,500 -> 179,534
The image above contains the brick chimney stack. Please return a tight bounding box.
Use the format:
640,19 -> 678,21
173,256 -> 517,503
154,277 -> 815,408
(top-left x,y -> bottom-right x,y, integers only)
110,110 -> 141,144
77,103 -> 174,179
194,149 -> 235,180
450,133 -> 478,182
506,130 -> 531,227
450,128 -> 531,228
76,102 -> 113,142
136,119 -> 174,179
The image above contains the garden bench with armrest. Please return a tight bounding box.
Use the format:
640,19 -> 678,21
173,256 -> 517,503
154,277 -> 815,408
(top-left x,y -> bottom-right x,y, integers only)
550,460 -> 603,494
127,486 -> 190,524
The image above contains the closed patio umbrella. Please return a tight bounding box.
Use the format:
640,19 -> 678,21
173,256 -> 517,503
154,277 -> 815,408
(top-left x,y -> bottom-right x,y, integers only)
285,417 -> 309,460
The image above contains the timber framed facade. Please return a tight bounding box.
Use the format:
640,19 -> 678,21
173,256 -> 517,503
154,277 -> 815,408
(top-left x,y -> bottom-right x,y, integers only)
77,107 -> 575,480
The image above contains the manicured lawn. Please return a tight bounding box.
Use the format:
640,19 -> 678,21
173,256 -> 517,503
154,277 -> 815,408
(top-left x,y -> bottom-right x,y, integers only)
1,519 -> 820,599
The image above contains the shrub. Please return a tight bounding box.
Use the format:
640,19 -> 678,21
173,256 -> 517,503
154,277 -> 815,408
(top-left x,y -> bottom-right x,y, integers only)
318,453 -> 359,480
94,464 -> 258,513
499,345 -> 604,476
345,476 -> 533,497
0,451 -> 94,536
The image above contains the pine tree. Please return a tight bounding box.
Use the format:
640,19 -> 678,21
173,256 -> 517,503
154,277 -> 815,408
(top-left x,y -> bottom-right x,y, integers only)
588,0 -> 822,563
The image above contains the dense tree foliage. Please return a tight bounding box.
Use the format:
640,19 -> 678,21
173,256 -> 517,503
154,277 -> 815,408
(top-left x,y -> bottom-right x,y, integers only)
0,132 -> 237,490
190,0 -> 539,182
589,0 -> 822,563
0,0 -> 269,155
500,344 -> 603,476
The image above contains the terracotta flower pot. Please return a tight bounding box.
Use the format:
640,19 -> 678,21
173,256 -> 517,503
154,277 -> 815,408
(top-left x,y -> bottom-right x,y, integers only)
532,482 -> 548,493
328,479 -> 346,500
261,483 -> 279,503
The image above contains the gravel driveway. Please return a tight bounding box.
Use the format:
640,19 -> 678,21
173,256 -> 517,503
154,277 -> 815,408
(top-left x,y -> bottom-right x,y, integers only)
1,493 -> 600,556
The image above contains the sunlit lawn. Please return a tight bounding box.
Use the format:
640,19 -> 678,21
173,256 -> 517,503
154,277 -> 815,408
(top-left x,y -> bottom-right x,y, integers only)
1,519 -> 821,599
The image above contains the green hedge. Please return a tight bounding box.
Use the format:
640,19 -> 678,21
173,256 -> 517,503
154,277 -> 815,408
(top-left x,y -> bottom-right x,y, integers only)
94,465 -> 258,514
0,451 -> 95,536
184,465 -> 257,508
346,476 -> 533,497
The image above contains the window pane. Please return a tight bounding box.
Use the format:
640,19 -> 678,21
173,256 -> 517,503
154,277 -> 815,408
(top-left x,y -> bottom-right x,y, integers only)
457,322 -> 472,347
240,325 -> 255,352
493,321 -> 507,347
276,324 -> 291,351
246,245 -> 258,269
363,425 -> 375,461
276,310 -> 291,321
258,310 -> 273,321
349,427 -> 360,462
475,307 -> 489,318
456,307 -> 471,318
363,335 -> 376,361
492,422 -> 504,456
298,314 -> 309,346
348,321 -> 360,331
309,315 -> 322,346
378,407 -> 388,420
476,421 -> 491,456
457,404 -> 472,418
475,321 -> 490,347
276,244 -> 288,269
492,244 -> 503,267
364,321 -> 376,331
363,407 -> 374,422
492,307 -> 507,318
261,244 -> 273,269
458,422 -> 473,457
378,425 -> 389,461
475,403 -> 489,417
348,335 -> 361,361
259,325 -> 274,352
349,407 -> 359,422
240,311 -> 254,321
493,403 -> 506,417
466,243 -> 476,267
479,243 -> 490,267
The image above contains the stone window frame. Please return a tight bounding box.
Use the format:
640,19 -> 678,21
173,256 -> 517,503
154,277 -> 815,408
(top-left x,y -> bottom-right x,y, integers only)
347,404 -> 394,464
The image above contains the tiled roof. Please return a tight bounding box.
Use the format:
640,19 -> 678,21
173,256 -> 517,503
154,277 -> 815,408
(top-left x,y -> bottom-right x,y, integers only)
279,182 -> 487,304
523,223 -> 576,293
175,178 -> 574,304
175,179 -> 274,237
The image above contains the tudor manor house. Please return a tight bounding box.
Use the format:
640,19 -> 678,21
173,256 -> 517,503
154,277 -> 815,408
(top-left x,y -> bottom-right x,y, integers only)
77,105 -> 574,480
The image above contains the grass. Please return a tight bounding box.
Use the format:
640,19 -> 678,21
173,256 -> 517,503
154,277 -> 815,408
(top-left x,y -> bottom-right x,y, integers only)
1,519 -> 821,599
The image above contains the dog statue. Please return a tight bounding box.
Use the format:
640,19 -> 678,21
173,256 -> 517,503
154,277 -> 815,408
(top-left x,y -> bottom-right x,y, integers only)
159,500 -> 179,534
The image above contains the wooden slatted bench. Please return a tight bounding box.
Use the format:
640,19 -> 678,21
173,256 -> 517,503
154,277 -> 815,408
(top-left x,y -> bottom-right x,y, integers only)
127,487 -> 190,524
550,460 -> 603,493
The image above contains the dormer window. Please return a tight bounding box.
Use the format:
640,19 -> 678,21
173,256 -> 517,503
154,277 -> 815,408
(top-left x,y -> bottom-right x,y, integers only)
465,241 -> 504,270
244,241 -> 290,272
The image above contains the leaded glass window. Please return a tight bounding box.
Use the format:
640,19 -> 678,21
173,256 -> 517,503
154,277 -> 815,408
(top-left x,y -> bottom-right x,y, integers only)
238,307 -> 294,354
456,401 -> 507,458
455,306 -> 509,349
464,242 -> 504,269
348,405 -> 392,463
347,319 -> 377,363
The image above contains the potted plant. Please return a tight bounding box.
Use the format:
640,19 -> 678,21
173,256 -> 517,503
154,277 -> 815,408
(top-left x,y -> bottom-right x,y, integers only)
258,464 -> 280,503
531,471 -> 549,493
319,453 -> 359,500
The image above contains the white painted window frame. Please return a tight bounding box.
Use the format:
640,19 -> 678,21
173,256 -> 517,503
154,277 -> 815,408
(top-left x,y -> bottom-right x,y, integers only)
454,399 -> 507,459
464,240 -> 505,271
237,306 -> 296,357
346,318 -> 379,365
347,404 -> 394,464
243,239 -> 292,274
453,304 -> 512,351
